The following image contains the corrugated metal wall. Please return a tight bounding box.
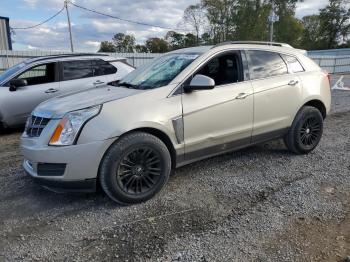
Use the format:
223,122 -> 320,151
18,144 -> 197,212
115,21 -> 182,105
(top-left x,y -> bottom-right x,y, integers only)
1,49 -> 350,74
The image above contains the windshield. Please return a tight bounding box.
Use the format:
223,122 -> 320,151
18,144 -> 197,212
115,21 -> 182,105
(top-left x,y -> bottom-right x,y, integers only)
119,53 -> 200,90
0,62 -> 27,84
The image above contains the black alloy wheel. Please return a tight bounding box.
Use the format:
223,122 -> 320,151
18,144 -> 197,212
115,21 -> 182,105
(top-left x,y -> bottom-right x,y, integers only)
99,132 -> 171,205
284,106 -> 324,155
117,146 -> 162,195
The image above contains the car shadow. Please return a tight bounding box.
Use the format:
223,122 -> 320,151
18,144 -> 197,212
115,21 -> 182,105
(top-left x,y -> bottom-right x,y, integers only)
0,126 -> 24,135
2,139 -> 295,222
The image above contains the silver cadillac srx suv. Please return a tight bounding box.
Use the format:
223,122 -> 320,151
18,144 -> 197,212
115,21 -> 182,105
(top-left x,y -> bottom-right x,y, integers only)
21,42 -> 331,205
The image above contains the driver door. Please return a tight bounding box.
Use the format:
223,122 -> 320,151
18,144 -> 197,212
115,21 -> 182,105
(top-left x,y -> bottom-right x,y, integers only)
182,51 -> 254,160
1,62 -> 59,126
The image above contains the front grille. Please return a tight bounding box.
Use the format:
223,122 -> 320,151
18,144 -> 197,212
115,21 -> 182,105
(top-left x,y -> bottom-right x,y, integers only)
26,115 -> 50,138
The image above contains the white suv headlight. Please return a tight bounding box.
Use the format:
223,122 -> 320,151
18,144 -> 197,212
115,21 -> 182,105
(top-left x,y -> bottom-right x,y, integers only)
49,105 -> 101,146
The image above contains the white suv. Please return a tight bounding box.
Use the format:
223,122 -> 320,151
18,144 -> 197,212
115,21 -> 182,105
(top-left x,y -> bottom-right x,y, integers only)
0,54 -> 134,128
21,42 -> 331,205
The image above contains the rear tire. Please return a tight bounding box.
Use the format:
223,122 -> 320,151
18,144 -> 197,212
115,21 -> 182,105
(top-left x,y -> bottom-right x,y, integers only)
284,106 -> 324,155
99,132 -> 171,205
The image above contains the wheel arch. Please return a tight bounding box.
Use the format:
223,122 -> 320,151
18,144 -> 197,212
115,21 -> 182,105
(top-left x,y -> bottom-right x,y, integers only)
303,99 -> 327,119
128,127 -> 177,169
98,127 -> 178,177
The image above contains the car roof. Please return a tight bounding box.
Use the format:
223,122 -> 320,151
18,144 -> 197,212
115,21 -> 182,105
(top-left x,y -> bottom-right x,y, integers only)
23,54 -> 127,64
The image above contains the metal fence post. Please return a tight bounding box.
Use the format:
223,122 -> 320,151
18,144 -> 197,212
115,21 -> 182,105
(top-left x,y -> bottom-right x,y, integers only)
6,51 -> 10,68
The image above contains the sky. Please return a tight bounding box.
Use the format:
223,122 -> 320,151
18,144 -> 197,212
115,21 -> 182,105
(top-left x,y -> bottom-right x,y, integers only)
0,0 -> 330,52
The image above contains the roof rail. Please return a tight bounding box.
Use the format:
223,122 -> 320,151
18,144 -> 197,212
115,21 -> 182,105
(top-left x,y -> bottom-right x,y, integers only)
26,53 -> 110,63
41,53 -> 109,57
213,41 -> 293,48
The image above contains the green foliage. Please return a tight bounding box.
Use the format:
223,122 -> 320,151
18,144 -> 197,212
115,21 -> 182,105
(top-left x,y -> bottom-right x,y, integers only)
98,41 -> 117,52
112,33 -> 136,52
233,0 -> 271,41
145,38 -> 169,53
318,0 -> 350,49
300,15 -> 324,50
99,0 -> 350,53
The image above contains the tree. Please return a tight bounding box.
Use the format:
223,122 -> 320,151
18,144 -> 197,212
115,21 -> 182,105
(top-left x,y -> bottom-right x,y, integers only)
135,44 -> 148,53
318,0 -> 350,49
183,4 -> 206,44
201,0 -> 235,43
201,32 -> 213,45
166,31 -> 186,50
112,33 -> 136,52
145,38 -> 169,53
184,33 -> 197,47
300,15 -> 324,50
98,41 -> 117,52
234,0 -> 271,41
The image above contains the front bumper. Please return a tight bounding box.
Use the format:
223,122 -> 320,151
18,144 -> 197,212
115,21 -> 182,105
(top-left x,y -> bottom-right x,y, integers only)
25,167 -> 97,193
21,135 -> 116,193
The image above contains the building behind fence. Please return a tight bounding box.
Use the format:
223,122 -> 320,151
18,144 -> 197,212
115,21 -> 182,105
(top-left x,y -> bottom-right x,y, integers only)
1,48 -> 350,74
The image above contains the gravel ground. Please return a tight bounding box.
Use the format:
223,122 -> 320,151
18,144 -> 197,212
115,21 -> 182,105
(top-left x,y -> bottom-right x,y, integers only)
0,88 -> 349,262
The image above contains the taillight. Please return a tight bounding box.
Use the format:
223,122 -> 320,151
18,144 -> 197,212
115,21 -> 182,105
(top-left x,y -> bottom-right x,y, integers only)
324,70 -> 331,86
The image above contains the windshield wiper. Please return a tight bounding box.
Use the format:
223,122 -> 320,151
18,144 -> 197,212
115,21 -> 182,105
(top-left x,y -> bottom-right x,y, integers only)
118,82 -> 139,89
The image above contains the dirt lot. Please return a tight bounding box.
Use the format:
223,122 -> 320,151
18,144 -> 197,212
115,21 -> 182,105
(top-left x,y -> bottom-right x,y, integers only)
0,88 -> 349,262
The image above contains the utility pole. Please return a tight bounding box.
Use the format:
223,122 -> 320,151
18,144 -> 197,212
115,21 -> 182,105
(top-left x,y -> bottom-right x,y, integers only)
268,2 -> 278,42
64,0 -> 74,52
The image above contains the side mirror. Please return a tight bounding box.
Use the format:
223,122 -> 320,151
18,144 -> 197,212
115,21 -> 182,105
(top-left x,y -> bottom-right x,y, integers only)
184,74 -> 215,93
9,79 -> 27,92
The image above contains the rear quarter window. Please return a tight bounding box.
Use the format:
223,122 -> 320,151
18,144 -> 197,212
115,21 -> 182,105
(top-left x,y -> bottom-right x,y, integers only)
281,55 -> 305,73
248,50 -> 288,80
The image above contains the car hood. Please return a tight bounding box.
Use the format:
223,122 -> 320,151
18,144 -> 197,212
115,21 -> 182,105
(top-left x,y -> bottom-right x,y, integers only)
33,85 -> 143,119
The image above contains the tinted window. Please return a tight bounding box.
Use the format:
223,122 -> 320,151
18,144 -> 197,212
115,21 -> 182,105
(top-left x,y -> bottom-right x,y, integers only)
249,51 -> 288,79
62,60 -> 93,81
282,55 -> 304,73
92,60 -> 117,76
14,63 -> 56,86
196,52 -> 242,86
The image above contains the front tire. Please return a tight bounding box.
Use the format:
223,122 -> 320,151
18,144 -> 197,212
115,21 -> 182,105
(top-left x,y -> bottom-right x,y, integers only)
284,106 -> 324,155
99,132 -> 171,205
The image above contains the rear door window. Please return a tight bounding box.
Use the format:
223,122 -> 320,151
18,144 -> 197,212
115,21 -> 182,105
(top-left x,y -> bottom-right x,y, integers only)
281,55 -> 304,73
92,60 -> 117,76
248,50 -> 288,80
62,60 -> 93,81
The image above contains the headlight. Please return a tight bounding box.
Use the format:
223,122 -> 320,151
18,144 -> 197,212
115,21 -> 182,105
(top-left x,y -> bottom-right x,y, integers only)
49,105 -> 101,146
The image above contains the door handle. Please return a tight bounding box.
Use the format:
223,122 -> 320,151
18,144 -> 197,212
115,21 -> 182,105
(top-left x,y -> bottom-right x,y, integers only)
45,88 -> 58,93
288,80 -> 299,86
93,80 -> 105,86
235,93 -> 250,100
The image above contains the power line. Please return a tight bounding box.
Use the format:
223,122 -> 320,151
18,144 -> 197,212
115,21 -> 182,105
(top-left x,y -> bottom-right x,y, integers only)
69,1 -> 186,32
11,6 -> 65,30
